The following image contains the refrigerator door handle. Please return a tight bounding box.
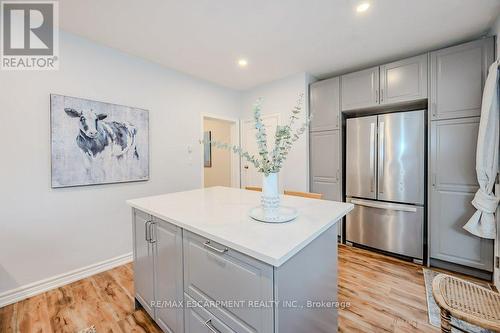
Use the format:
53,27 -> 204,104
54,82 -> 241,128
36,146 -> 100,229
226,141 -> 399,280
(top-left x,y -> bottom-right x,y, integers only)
369,122 -> 376,193
379,121 -> 385,194
350,199 -> 418,213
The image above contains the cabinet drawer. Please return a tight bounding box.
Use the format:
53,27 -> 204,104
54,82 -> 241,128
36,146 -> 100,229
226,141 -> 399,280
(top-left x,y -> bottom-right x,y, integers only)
185,294 -> 236,333
183,231 -> 274,333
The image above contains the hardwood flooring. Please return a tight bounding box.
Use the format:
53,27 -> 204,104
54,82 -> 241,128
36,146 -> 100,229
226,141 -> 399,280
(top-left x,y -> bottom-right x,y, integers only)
337,245 -> 438,332
0,264 -> 162,333
0,245 -> 489,332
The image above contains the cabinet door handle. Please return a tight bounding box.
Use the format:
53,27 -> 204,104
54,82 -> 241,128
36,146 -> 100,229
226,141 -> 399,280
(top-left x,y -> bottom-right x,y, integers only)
203,241 -> 228,254
149,222 -> 156,243
380,88 -> 384,102
375,89 -> 379,103
145,221 -> 152,242
204,319 -> 221,333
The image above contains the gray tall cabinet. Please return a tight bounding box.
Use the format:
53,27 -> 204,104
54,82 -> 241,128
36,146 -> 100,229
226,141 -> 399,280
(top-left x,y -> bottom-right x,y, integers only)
309,36 -> 495,276
309,77 -> 342,236
429,37 -> 494,273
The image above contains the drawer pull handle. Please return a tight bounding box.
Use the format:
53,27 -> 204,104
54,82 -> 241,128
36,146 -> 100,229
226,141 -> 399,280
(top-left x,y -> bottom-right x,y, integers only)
204,319 -> 221,333
203,241 -> 228,254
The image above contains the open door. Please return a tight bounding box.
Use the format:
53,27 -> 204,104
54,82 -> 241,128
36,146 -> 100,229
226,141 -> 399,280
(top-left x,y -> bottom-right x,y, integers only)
202,115 -> 240,188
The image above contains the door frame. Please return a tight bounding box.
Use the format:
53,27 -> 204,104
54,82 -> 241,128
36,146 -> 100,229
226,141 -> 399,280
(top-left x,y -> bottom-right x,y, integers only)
200,114 -> 241,188
495,183 -> 500,289
240,113 -> 281,190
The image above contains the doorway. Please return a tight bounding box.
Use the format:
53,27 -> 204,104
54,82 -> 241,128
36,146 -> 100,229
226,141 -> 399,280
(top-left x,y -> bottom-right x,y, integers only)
201,115 -> 240,188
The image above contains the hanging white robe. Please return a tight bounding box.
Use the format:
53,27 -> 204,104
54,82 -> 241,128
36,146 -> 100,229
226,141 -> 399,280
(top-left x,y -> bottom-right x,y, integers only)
464,60 -> 500,239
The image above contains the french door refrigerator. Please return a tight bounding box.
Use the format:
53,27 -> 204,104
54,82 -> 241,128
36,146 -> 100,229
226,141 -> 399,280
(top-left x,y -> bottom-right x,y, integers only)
345,110 -> 425,261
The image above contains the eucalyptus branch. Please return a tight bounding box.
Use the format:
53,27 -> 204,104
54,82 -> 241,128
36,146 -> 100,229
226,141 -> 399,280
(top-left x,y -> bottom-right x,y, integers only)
200,94 -> 310,176
253,98 -> 270,172
200,139 -> 260,169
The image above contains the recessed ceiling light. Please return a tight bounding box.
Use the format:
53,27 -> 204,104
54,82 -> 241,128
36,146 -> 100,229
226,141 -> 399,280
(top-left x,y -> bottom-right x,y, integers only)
237,58 -> 248,67
356,2 -> 370,13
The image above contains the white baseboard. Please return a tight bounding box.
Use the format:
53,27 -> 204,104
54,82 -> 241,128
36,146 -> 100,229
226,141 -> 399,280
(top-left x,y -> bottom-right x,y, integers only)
0,252 -> 133,308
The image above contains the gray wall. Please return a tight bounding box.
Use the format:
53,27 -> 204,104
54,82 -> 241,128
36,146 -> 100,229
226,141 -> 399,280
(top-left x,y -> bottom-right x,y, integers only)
0,32 -> 240,294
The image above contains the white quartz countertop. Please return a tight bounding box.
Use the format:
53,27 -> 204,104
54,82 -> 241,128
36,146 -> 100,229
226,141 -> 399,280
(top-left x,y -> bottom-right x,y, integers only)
127,186 -> 353,267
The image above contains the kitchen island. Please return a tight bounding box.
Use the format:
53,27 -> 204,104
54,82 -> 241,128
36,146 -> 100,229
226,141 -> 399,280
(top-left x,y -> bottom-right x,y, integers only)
127,186 -> 353,333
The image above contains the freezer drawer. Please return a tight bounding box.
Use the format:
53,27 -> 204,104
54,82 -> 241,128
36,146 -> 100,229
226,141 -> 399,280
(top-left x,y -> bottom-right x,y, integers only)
346,198 -> 423,259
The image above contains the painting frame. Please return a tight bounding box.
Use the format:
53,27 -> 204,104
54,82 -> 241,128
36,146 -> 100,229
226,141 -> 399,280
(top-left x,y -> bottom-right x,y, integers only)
203,130 -> 212,168
50,94 -> 150,188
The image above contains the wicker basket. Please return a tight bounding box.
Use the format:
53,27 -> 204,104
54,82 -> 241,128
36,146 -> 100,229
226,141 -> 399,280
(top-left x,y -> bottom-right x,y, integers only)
432,274 -> 500,332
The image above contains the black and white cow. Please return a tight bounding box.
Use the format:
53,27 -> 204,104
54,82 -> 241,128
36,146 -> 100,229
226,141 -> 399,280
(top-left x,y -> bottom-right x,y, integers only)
64,107 -> 139,160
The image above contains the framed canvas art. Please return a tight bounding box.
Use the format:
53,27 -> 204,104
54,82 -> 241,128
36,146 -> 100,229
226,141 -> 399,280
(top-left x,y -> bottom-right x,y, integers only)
50,94 -> 149,188
204,130 -> 212,167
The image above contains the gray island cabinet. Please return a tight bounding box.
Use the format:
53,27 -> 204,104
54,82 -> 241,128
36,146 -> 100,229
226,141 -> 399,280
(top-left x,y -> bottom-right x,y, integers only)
127,186 -> 353,333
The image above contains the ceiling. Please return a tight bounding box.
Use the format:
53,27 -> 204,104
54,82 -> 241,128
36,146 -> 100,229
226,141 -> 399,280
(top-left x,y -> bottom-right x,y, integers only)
59,0 -> 500,90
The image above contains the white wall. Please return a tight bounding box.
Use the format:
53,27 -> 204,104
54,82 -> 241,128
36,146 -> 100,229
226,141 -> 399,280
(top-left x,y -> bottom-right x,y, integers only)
239,73 -> 312,192
0,32 -> 241,296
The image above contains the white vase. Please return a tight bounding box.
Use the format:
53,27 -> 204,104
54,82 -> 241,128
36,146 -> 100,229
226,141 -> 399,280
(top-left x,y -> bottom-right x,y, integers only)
261,173 -> 280,218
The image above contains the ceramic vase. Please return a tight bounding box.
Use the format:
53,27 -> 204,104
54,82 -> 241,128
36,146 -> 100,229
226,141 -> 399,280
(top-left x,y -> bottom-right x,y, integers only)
261,173 -> 280,218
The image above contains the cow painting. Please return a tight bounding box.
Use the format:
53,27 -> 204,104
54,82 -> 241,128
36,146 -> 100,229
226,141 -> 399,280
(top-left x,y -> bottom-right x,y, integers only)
51,95 -> 149,188
64,107 -> 140,160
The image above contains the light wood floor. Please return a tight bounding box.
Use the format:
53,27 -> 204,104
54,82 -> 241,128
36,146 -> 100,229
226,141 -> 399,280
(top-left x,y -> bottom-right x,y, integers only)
0,245 -> 488,332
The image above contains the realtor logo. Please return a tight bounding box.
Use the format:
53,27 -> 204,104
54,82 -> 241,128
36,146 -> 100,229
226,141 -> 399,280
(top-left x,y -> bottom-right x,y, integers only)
1,1 -> 59,70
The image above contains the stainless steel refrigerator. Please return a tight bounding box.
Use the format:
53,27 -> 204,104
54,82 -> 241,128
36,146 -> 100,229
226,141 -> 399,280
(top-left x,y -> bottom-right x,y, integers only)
345,110 -> 425,261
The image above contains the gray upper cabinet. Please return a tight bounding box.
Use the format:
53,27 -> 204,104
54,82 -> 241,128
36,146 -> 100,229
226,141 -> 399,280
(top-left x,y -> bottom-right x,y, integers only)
310,77 -> 340,131
341,66 -> 379,111
380,54 -> 428,105
430,117 -> 493,271
132,209 -> 155,319
154,218 -> 184,333
430,38 -> 494,120
310,130 -> 341,201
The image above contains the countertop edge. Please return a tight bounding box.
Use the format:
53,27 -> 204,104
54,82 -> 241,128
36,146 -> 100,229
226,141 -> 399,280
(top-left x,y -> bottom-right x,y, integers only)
127,200 -> 354,267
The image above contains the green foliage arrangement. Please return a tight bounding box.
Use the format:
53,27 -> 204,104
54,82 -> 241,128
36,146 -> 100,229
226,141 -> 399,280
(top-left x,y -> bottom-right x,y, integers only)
202,94 -> 310,176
